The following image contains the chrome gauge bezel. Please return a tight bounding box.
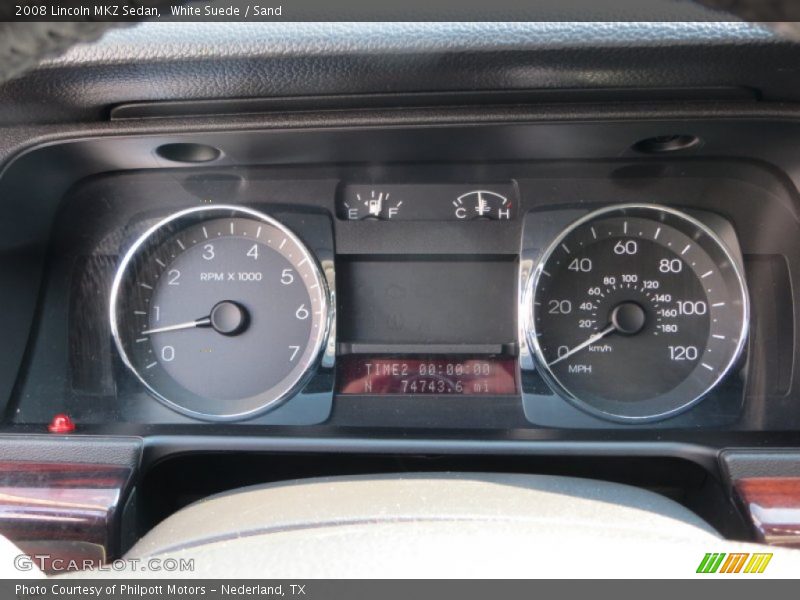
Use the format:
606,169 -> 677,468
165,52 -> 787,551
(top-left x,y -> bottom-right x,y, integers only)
524,203 -> 750,423
109,205 -> 332,422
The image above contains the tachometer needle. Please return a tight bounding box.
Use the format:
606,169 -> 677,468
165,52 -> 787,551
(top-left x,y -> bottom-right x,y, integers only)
141,317 -> 211,335
547,323 -> 617,367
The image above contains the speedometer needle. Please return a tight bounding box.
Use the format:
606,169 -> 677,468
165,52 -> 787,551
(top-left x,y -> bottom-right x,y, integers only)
141,317 -> 211,335
547,323 -> 617,367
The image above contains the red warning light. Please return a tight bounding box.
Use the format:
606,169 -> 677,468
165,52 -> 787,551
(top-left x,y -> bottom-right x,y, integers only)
47,414 -> 76,434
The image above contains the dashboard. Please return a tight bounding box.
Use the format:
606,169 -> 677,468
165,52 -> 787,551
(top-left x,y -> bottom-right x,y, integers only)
3,20 -> 800,566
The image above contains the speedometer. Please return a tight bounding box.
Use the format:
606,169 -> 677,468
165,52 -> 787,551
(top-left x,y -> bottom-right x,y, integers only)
525,204 -> 748,422
110,205 -> 331,421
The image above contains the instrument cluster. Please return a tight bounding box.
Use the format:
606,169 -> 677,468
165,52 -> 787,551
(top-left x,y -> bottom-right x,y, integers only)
106,198 -> 748,425
6,161 -> 793,433
62,170 -> 749,428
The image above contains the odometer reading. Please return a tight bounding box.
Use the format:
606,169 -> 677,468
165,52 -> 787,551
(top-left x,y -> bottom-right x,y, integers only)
110,206 -> 330,421
337,356 -> 518,395
526,204 -> 748,421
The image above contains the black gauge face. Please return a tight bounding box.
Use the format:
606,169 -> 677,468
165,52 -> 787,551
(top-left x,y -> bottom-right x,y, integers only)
110,206 -> 330,421
527,205 -> 748,421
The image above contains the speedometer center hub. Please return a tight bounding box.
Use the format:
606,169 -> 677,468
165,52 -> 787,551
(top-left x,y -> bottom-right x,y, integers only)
610,301 -> 646,336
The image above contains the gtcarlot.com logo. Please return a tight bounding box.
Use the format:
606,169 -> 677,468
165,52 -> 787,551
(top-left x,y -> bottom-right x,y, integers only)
696,552 -> 772,574
14,554 -> 195,573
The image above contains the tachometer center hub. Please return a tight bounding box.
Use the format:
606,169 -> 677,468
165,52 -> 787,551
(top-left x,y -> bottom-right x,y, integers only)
210,300 -> 250,336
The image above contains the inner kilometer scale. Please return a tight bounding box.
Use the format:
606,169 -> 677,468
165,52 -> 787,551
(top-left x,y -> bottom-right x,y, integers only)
526,204 -> 748,422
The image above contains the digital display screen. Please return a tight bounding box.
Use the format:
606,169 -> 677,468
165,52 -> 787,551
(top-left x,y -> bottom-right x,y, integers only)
337,356 -> 518,395
337,258 -> 517,345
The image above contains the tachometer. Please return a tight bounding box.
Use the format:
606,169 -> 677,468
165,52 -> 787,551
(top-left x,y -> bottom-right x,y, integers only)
525,204 -> 748,422
110,205 -> 331,421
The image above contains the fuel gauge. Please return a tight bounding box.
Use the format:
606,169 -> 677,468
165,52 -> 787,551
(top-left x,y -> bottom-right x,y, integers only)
341,189 -> 404,220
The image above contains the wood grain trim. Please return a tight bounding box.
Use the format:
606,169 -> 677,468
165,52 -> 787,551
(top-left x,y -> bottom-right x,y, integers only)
0,461 -> 133,572
734,477 -> 800,548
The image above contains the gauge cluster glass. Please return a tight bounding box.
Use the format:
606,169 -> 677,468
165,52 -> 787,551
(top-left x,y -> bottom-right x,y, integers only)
110,205 -> 331,421
525,204 -> 749,422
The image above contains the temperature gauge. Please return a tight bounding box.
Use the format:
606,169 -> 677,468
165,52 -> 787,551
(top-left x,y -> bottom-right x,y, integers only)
453,190 -> 512,220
